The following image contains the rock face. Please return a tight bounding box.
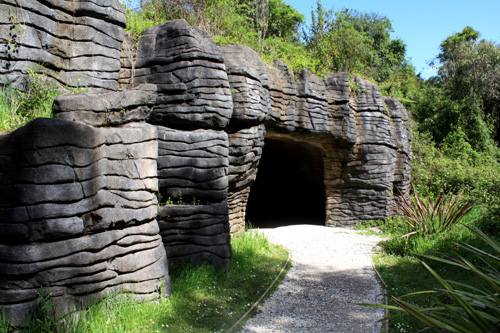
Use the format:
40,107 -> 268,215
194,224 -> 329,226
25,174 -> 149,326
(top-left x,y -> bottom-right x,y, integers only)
156,126 -> 231,269
53,84 -> 157,126
0,118 -> 170,327
0,0 -> 126,91
261,69 -> 413,226
128,20 -> 234,269
117,19 -> 412,233
133,20 -> 233,130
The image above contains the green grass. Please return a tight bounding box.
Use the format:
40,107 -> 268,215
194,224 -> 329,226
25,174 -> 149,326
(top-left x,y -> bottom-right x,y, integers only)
0,229 -> 290,332
360,207 -> 500,332
1,68 -> 60,134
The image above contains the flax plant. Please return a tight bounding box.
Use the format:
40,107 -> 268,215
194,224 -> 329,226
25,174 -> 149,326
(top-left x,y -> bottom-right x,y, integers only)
365,226 -> 500,332
396,186 -> 475,238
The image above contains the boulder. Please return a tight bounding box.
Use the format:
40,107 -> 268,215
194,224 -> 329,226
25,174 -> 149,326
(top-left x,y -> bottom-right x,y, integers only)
156,125 -> 231,269
227,125 -> 266,234
53,84 -> 157,127
0,118 -> 170,327
221,44 -> 271,130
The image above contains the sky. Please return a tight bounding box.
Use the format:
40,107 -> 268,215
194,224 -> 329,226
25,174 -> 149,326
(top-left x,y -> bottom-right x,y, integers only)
286,0 -> 500,78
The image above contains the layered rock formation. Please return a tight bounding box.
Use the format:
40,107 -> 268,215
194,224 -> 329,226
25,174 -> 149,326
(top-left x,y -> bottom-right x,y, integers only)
0,14 -> 413,326
0,87 -> 170,327
130,20 -> 234,269
117,19 -> 411,233
263,68 -> 412,226
0,0 -> 126,91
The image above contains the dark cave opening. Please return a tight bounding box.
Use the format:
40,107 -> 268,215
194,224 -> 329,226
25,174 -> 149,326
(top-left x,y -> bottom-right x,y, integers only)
246,137 -> 326,228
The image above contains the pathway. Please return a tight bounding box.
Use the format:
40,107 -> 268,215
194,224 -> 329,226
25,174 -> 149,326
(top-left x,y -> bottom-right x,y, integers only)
241,225 -> 385,332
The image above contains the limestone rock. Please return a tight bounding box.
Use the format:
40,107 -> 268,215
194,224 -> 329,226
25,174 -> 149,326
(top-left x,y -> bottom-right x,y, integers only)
265,64 -> 412,225
295,69 -> 329,133
221,44 -> 271,129
227,125 -> 266,234
0,0 -> 126,91
132,20 -> 233,130
156,125 -> 231,268
53,84 -> 157,126
384,96 -> 412,197
324,73 -> 357,144
266,59 -> 297,132
158,203 -> 231,270
0,118 -> 170,327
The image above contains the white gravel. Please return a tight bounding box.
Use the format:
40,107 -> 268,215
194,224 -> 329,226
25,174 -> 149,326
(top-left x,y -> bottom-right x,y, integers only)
241,224 -> 385,333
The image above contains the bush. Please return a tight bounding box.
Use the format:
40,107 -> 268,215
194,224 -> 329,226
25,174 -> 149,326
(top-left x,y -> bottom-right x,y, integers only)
412,130 -> 500,209
396,186 -> 474,237
0,67 -> 59,133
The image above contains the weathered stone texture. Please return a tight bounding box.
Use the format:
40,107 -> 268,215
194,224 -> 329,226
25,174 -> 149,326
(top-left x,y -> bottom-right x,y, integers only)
295,69 -> 330,133
384,96 -> 412,197
158,203 -> 231,270
265,61 -> 412,226
53,84 -> 157,126
156,126 -> 231,268
221,45 -> 271,130
227,125 -> 266,234
0,0 -> 126,91
267,59 -> 297,131
131,20 -> 233,130
0,118 -> 170,327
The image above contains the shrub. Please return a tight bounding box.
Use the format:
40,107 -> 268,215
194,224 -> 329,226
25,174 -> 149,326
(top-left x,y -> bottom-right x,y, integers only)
396,186 -> 475,238
412,130 -> 500,209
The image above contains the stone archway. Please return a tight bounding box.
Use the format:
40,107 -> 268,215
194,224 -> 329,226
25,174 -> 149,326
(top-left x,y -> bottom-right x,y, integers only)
246,135 -> 326,228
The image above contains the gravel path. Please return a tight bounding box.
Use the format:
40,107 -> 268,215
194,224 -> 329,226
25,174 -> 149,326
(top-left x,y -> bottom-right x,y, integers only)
241,225 -> 385,333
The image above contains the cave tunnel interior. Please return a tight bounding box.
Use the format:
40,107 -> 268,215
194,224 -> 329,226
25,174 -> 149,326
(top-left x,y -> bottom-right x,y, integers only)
246,136 -> 326,228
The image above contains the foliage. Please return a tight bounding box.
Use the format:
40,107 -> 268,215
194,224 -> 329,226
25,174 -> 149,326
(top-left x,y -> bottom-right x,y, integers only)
396,186 -> 475,238
370,226 -> 500,332
411,130 -> 500,209
413,26 -> 500,151
0,67 -> 59,133
0,230 -> 289,332
302,1 -> 415,87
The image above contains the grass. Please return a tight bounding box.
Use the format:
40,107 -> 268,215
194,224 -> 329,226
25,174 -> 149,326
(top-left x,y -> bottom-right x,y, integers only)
1,68 -> 60,134
357,207 -> 500,332
0,229 -> 290,332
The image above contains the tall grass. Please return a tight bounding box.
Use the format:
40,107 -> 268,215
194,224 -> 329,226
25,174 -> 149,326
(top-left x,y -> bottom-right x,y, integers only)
358,205 -> 500,331
0,229 -> 290,332
0,68 -> 59,133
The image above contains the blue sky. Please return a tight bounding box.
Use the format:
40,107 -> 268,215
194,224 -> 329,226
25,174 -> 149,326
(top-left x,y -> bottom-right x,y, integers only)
286,0 -> 500,78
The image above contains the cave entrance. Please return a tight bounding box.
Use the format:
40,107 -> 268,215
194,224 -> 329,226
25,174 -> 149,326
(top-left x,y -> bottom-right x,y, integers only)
246,136 -> 326,228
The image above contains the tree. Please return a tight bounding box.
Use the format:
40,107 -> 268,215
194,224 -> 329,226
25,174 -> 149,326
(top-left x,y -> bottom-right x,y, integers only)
417,27 -> 500,151
302,1 -> 413,84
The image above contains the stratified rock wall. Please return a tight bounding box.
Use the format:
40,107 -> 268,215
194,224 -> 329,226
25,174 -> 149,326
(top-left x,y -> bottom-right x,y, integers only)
0,118 -> 170,327
134,20 -> 233,130
156,126 -> 232,269
221,44 -> 270,130
383,96 -> 412,197
266,63 -> 412,226
130,20 -> 233,268
0,0 -> 126,91
227,124 -> 266,234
